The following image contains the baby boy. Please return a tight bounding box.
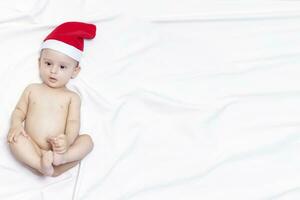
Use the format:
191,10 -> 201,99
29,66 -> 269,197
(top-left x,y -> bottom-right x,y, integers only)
7,22 -> 96,177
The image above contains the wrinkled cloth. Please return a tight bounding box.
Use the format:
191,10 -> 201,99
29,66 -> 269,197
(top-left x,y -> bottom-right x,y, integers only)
1,1 -> 300,199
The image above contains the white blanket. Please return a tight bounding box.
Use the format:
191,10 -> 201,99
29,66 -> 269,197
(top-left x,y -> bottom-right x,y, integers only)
1,0 -> 300,199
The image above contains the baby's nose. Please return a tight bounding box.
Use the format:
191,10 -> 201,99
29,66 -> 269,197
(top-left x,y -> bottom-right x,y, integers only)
50,65 -> 59,73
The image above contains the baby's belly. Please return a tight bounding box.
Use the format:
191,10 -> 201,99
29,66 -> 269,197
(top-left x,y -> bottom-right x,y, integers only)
25,117 -> 66,150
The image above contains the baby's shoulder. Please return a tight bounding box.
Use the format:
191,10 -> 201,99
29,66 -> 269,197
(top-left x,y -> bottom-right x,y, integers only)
64,89 -> 81,102
23,83 -> 42,93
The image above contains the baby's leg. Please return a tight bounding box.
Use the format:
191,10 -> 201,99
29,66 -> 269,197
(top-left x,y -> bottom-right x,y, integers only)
52,161 -> 80,177
53,134 -> 93,166
9,134 -> 54,176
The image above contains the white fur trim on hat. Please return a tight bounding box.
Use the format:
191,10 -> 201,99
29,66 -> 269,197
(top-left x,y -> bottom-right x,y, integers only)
41,39 -> 82,61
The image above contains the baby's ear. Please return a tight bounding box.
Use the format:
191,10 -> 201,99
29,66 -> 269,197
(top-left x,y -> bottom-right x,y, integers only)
71,65 -> 81,79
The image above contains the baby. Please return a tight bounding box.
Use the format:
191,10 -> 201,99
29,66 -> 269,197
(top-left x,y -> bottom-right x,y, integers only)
7,22 -> 96,177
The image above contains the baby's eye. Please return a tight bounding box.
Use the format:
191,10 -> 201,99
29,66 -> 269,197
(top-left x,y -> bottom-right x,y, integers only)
45,62 -> 51,66
60,65 -> 67,69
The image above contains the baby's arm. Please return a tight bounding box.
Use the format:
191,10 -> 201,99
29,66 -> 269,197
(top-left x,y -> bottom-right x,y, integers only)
65,93 -> 81,146
7,85 -> 32,142
48,93 -> 81,153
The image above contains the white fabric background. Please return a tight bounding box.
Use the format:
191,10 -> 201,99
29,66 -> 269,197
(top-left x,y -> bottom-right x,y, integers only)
1,0 -> 300,199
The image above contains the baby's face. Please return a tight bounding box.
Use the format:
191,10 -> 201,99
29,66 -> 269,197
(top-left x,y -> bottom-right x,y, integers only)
39,49 -> 80,88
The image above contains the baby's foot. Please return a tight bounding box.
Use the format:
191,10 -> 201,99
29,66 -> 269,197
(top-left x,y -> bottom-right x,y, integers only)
53,152 -> 66,166
40,150 -> 54,176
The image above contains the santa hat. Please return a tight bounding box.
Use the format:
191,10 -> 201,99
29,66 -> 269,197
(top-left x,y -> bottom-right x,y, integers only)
41,21 -> 96,62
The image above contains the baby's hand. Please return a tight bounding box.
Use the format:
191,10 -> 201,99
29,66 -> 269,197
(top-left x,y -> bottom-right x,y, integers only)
48,134 -> 68,154
7,125 -> 28,143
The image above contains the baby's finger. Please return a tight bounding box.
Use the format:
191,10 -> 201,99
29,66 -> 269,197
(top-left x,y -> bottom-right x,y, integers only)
55,146 -> 63,151
56,140 -> 63,146
47,137 -> 55,143
52,146 -> 60,151
21,130 -> 28,138
56,140 -> 64,146
54,146 -> 64,153
54,140 -> 62,147
57,135 -> 65,139
14,131 -> 23,142
13,135 -> 18,142
57,148 -> 66,154
7,135 -> 13,143
53,140 -> 61,147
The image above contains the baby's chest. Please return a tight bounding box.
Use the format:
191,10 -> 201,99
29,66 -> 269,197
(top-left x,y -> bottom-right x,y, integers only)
29,96 -> 69,112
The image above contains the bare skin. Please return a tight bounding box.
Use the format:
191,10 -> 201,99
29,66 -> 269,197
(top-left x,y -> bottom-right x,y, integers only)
7,49 -> 94,177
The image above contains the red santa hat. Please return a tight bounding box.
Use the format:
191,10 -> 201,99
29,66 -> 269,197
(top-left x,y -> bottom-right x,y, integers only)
41,21 -> 96,61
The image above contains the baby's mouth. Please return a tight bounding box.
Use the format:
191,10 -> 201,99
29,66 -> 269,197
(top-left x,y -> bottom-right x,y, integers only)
49,77 -> 57,82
